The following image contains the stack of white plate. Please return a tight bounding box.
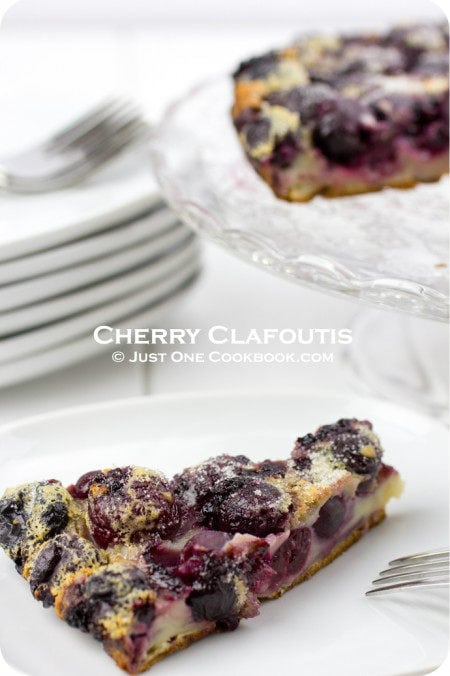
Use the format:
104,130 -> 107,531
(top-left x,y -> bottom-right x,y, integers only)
0,153 -> 200,388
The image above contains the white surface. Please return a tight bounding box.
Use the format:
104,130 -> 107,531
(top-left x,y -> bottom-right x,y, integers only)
0,240 -> 362,419
0,242 -> 199,364
0,290 -> 193,389
3,0 -> 444,28
0,229 -> 192,336
0,392 -> 447,676
0,227 -> 194,314
0,152 -> 158,261
0,202 -> 178,285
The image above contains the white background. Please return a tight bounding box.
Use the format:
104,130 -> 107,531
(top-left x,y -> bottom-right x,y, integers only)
1,0 -> 446,29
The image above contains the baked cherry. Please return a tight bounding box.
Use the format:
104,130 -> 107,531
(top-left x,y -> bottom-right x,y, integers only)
29,533 -> 103,607
0,481 -> 73,570
312,99 -> 371,163
313,496 -> 346,539
233,51 -> 278,80
270,527 -> 311,579
187,580 -> 238,626
68,470 -> 103,499
172,454 -> 252,527
62,564 -> 153,639
293,419 -> 382,481
200,476 -> 290,537
86,467 -> 180,548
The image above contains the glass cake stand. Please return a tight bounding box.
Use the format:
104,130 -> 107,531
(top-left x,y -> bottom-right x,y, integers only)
151,77 -> 449,414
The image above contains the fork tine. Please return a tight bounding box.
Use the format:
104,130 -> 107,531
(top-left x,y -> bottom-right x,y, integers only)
75,107 -> 144,155
372,568 -> 449,585
47,97 -> 128,150
10,120 -> 149,191
53,100 -> 141,153
56,119 -> 150,181
83,119 -> 150,164
367,548 -> 450,597
366,579 -> 449,596
379,560 -> 450,576
0,96 -> 150,193
389,550 -> 449,566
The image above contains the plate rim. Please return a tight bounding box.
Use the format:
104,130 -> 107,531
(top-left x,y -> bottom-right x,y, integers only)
0,389 -> 446,439
0,201 -> 178,286
0,193 -> 159,263
0,243 -> 200,363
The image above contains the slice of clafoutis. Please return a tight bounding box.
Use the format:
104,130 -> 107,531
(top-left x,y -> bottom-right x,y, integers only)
0,418 -> 403,674
232,23 -> 449,202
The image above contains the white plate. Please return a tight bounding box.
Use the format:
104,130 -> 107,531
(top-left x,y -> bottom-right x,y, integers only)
0,241 -> 200,363
0,149 -> 158,261
0,392 -> 447,676
0,222 -> 194,313
0,284 -> 196,389
0,232 -> 198,337
0,201 -> 178,286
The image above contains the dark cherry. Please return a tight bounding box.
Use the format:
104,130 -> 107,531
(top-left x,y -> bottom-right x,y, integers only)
334,435 -> 380,477
270,527 -> 311,579
64,565 -> 152,639
200,477 -> 288,537
251,459 -> 288,478
171,454 -> 252,515
41,501 -> 69,538
233,51 -> 278,80
140,546 -> 186,596
245,118 -> 271,148
270,133 -> 300,168
86,467 -> 180,548
313,496 -> 346,539
183,530 -> 232,556
0,494 -> 26,563
29,533 -> 102,607
146,542 -> 182,568
416,120 -> 449,151
233,107 -> 260,132
339,46 -> 405,77
312,98 -> 371,163
68,470 -> 103,499
415,51 -> 449,76
0,482 -> 71,570
356,478 -> 374,496
175,530 -> 233,583
293,419 -> 382,481
267,85 -> 338,124
187,580 -> 238,625
30,541 -> 62,607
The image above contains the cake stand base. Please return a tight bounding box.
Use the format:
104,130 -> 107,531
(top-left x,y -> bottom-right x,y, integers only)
344,310 -> 449,421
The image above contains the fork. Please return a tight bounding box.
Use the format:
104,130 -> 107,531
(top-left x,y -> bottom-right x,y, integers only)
366,549 -> 449,596
0,97 -> 151,193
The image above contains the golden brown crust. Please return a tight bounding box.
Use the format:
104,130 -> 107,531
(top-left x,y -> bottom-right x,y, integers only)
109,510 -> 389,672
277,168 -> 448,202
125,627 -> 216,674
265,509 -> 386,600
232,81 -> 266,117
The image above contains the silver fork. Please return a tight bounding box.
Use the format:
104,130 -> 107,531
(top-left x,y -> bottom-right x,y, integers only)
366,549 -> 449,596
0,97 -> 150,193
